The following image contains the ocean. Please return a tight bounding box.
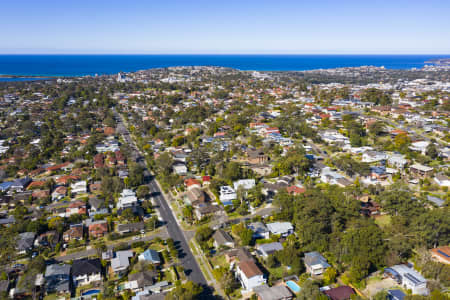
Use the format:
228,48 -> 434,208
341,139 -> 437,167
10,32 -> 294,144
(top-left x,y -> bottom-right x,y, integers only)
0,54 -> 448,78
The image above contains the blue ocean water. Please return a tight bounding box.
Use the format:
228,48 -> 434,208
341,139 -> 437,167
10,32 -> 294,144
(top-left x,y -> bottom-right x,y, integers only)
0,54 -> 448,77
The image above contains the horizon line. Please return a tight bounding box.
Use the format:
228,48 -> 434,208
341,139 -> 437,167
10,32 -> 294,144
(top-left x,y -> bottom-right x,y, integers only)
1,53 -> 450,56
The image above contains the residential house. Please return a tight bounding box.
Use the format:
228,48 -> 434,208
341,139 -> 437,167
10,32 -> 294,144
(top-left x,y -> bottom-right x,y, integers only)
254,285 -> 293,300
172,162 -> 187,176
212,229 -> 235,248
387,290 -> 406,300
233,179 -> 256,191
248,222 -> 270,239
185,187 -> 205,205
17,232 -> 35,254
72,258 -> 102,287
117,222 -> 145,234
219,186 -> 236,206
427,195 -> 445,207
194,204 -> 221,220
257,242 -> 283,258
63,224 -> 83,242
45,264 -> 71,295
362,151 -> 387,163
384,265 -> 428,295
434,174 -> 450,187
51,186 -> 67,201
88,220 -> 108,238
430,246 -> 450,265
10,177 -> 32,192
125,270 -> 158,292
266,222 -> 294,237
70,181 -> 87,194
111,250 -> 134,276
304,251 -> 331,276
225,247 -> 254,263
246,148 -> 270,165
138,249 -> 161,265
117,189 -> 139,209
236,260 -> 266,291
409,141 -> 430,154
388,153 -> 408,169
66,200 -> 87,217
323,286 -> 355,300
410,164 -> 433,179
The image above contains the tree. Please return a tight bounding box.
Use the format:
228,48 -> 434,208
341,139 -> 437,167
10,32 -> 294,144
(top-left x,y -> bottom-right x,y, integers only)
231,223 -> 253,246
155,152 -> 173,175
426,143 -> 439,160
136,185 -> 150,199
323,267 -> 337,285
368,121 -> 385,136
297,280 -> 328,300
165,281 -> 203,300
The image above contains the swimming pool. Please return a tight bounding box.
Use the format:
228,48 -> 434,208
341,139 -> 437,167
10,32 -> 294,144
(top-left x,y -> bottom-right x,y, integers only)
286,281 -> 301,293
81,289 -> 100,296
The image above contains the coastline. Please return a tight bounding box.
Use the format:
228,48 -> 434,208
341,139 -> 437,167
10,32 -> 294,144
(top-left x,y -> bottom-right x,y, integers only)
0,54 -> 449,78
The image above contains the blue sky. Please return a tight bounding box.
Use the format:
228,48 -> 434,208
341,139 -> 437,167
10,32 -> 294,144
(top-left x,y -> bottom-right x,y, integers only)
1,0 -> 449,54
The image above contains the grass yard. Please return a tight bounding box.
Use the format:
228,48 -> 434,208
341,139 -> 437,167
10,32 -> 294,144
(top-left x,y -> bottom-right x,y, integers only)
209,254 -> 228,269
374,214 -> 391,228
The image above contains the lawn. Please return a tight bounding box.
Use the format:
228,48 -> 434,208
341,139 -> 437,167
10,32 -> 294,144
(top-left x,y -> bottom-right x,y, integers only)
209,254 -> 228,269
374,215 -> 391,228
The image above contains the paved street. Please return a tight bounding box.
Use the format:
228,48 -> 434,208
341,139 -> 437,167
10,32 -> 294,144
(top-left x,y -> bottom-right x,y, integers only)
114,110 -> 207,286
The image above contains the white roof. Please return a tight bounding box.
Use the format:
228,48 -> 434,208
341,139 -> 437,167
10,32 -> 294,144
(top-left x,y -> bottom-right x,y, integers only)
233,179 -> 256,191
266,222 -> 293,235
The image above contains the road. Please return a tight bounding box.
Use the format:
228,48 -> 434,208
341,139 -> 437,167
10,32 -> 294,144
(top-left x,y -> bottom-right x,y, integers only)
114,109 -> 207,286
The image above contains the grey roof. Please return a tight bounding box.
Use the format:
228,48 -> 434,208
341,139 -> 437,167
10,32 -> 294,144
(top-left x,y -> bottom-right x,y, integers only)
212,229 -> 234,245
304,251 -> 330,268
45,264 -> 71,277
255,285 -> 293,300
266,222 -> 293,235
128,270 -> 157,288
117,222 -> 145,233
89,197 -> 104,210
427,195 -> 445,207
17,232 -> 36,251
72,258 -> 101,277
111,250 -> 133,271
258,242 -> 284,255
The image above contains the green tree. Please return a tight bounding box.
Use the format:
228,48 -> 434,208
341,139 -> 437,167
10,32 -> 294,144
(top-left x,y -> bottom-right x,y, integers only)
165,281 -> 203,300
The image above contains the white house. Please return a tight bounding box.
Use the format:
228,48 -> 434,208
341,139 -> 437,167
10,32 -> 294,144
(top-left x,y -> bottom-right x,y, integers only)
236,260 -> 266,291
304,252 -> 331,276
173,163 -> 188,176
362,151 -> 387,163
266,222 -> 294,237
117,189 -> 138,209
386,265 -> 429,296
233,179 -> 256,191
409,141 -> 430,154
434,174 -> 450,187
388,153 -> 408,169
219,186 -> 236,205
70,181 -> 87,194
111,250 -> 134,276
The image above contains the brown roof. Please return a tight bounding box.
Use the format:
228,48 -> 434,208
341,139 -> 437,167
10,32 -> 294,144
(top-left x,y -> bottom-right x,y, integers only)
323,286 -> 355,300
239,260 -> 263,278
